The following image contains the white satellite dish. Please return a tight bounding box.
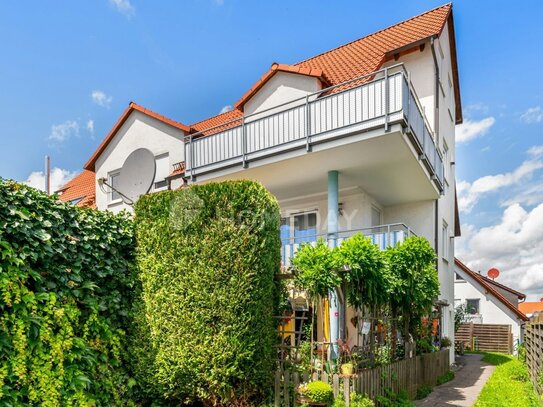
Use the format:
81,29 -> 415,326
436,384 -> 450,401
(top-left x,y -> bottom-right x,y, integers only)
117,148 -> 156,204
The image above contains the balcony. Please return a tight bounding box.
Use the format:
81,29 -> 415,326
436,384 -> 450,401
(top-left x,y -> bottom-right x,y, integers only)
185,64 -> 444,192
281,223 -> 416,269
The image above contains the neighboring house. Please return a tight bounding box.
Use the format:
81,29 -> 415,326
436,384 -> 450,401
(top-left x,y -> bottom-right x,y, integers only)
519,302 -> 543,319
454,258 -> 528,345
59,4 -> 462,354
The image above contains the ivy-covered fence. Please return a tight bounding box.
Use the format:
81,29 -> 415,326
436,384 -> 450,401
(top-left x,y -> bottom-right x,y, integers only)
0,180 -> 136,406
133,181 -> 282,405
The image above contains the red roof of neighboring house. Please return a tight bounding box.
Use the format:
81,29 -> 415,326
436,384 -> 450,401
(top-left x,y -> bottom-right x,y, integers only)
455,258 -> 528,322
56,170 -> 96,209
84,102 -> 189,171
519,302 -> 543,315
168,161 -> 186,178
191,3 -> 461,133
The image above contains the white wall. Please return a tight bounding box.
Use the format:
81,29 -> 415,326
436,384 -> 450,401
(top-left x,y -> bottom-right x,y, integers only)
95,110 -> 185,213
455,265 -> 524,345
244,71 -> 321,118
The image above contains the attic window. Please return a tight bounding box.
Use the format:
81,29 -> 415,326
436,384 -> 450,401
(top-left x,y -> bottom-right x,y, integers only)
70,197 -> 83,205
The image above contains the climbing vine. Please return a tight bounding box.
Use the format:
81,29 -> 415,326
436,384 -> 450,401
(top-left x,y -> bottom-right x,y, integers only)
0,179 -> 136,406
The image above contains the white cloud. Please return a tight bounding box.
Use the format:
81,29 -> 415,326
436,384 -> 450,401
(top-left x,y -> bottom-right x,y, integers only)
463,102 -> 489,117
520,106 -> 543,124
109,0 -> 135,17
91,90 -> 113,108
455,117 -> 495,143
24,168 -> 79,194
457,202 -> 543,300
86,119 -> 94,134
49,120 -> 80,142
219,105 -> 233,114
457,146 -> 543,213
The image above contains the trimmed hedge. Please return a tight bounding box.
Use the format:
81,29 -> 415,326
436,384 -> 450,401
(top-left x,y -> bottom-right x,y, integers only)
0,179 -> 136,406
134,181 -> 281,405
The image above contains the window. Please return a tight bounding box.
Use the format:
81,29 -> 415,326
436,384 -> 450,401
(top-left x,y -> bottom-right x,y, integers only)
281,212 -> 318,244
455,273 -> 464,281
443,141 -> 450,184
466,299 -> 480,315
442,221 -> 449,260
108,171 -> 121,202
448,73 -> 455,122
154,153 -> 169,192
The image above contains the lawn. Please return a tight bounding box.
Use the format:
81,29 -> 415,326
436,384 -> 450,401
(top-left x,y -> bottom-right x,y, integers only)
474,353 -> 540,407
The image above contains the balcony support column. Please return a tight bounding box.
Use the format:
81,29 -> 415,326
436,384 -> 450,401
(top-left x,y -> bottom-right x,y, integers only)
327,170 -> 340,361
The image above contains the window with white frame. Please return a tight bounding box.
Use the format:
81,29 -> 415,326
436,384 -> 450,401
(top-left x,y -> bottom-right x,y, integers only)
153,153 -> 169,191
281,211 -> 318,244
443,141 -> 450,184
448,73 -> 455,122
442,220 -> 449,260
466,299 -> 480,315
108,170 -> 121,202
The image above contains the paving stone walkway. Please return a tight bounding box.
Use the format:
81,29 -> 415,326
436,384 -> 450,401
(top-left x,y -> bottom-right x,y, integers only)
415,354 -> 495,407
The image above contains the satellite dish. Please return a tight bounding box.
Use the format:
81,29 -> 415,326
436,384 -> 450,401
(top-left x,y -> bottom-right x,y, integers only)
117,148 -> 156,204
487,268 -> 500,280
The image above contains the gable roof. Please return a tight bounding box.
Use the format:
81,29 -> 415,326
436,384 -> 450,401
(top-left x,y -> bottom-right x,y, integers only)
234,63 -> 331,110
56,170 -> 96,209
482,275 -> 526,300
191,3 -> 461,133
84,102 -> 189,171
455,258 -> 528,321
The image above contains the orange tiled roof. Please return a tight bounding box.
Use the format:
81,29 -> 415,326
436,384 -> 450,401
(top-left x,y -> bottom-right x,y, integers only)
519,302 -> 543,315
192,3 -> 460,133
455,258 -> 528,322
84,102 -> 189,171
57,170 -> 96,209
168,161 -> 186,178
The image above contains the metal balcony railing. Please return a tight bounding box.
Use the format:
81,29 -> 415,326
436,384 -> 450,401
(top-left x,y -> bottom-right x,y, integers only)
281,223 -> 416,269
185,64 -> 444,191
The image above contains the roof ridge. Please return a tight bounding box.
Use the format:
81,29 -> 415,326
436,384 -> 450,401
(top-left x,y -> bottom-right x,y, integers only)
189,107 -> 242,128
294,3 -> 451,67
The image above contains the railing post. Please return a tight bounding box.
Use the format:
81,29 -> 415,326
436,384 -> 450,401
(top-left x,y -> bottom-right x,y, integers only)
387,224 -> 391,247
305,95 -> 311,152
189,133 -> 195,181
242,117 -> 247,168
384,67 -> 389,132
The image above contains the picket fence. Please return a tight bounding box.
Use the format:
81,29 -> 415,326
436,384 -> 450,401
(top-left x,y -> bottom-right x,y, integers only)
525,314 -> 543,398
274,348 -> 450,406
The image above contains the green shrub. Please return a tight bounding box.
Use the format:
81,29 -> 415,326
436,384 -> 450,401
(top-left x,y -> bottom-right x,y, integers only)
376,388 -> 414,406
133,181 -> 281,405
0,179 -> 136,406
440,336 -> 452,348
415,384 -> 433,400
436,370 -> 455,385
299,381 -> 334,405
350,392 -> 375,406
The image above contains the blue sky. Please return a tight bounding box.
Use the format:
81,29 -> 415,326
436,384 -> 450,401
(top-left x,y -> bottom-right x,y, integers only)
1,1 -> 543,297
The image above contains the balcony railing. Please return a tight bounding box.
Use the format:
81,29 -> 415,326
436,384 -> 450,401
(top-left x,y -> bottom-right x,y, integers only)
185,64 -> 444,191
281,223 -> 416,269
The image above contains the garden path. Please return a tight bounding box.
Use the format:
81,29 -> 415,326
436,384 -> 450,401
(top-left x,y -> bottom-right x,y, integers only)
415,353 -> 495,407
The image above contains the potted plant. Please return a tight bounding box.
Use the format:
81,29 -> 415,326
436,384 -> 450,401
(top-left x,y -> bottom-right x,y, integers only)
297,381 -> 334,406
338,338 -> 355,376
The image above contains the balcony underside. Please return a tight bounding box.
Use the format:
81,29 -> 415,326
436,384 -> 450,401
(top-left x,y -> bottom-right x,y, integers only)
196,123 -> 440,205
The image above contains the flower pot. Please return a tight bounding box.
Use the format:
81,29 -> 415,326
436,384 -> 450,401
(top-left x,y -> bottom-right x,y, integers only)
340,363 -> 354,376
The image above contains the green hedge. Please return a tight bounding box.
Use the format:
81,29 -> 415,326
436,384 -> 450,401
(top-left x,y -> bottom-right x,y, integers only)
0,179 -> 136,406
134,181 -> 281,405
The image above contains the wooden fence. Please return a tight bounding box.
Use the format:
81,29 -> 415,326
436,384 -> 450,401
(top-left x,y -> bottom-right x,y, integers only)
456,323 -> 512,353
273,349 -> 450,406
525,315 -> 543,397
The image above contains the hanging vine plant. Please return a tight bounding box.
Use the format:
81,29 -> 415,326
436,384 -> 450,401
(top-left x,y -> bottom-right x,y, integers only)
336,233 -> 390,310
291,239 -> 340,302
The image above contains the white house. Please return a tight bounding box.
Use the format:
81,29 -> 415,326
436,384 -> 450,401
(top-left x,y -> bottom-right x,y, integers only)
454,258 -> 528,346
59,4 -> 462,358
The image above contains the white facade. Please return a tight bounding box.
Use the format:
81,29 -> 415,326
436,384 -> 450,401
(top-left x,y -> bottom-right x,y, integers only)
454,263 -> 526,346
94,110 -> 185,213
